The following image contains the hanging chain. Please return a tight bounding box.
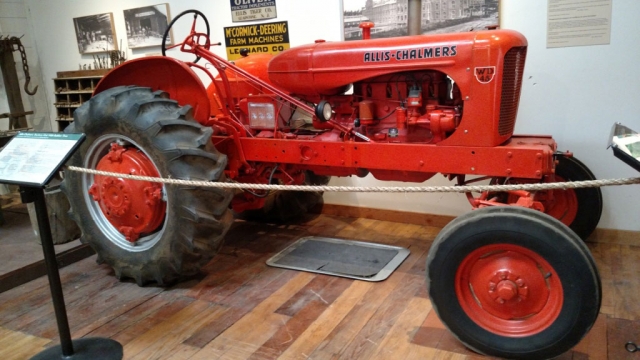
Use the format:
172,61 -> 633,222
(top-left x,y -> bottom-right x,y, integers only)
12,37 -> 38,95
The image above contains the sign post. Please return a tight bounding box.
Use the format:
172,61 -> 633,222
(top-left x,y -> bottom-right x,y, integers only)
0,132 -> 123,360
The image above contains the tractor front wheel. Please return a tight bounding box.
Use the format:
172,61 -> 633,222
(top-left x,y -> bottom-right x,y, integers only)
426,206 -> 601,359
62,86 -> 233,286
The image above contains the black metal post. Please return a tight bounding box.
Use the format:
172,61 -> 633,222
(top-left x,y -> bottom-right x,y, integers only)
30,187 -> 75,356
22,186 -> 123,360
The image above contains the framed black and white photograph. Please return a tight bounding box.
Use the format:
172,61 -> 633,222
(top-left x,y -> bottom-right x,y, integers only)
343,0 -> 499,41
123,4 -> 172,49
73,13 -> 118,54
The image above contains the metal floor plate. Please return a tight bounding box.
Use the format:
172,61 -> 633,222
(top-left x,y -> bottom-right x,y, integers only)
266,236 -> 410,282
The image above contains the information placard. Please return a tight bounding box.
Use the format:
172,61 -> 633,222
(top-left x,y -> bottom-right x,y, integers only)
0,132 -> 85,187
547,0 -> 612,48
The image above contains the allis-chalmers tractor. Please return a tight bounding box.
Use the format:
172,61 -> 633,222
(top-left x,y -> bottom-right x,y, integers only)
60,10 -> 603,359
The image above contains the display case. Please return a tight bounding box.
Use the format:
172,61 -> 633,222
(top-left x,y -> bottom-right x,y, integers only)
53,69 -> 109,131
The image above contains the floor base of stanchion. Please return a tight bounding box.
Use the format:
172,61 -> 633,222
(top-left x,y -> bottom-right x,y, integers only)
30,337 -> 123,360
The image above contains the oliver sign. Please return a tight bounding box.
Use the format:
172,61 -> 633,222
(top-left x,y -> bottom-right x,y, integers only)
230,0 -> 277,22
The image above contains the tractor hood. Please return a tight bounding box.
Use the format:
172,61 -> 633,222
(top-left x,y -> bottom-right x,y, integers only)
267,29 -> 527,96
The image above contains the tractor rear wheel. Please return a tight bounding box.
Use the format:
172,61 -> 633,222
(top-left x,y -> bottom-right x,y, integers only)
61,86 -> 233,286
486,155 -> 602,240
241,171 -> 330,222
550,155 -> 603,240
426,206 -> 601,359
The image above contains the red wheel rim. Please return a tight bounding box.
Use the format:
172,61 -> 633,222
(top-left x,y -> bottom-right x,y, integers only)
88,143 -> 166,242
456,244 -> 563,337
536,175 -> 579,227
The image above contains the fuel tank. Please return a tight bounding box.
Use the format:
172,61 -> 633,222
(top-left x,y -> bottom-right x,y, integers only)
267,30 -> 527,96
214,52 -> 275,99
210,53 -> 278,115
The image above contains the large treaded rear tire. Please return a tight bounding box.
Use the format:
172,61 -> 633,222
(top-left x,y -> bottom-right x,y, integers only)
61,86 -> 233,286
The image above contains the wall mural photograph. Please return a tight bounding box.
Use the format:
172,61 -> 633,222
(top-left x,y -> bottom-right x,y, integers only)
123,3 -> 172,49
73,13 -> 118,54
343,0 -> 499,40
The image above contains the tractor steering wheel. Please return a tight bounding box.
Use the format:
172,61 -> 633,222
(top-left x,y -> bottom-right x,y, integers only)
162,9 -> 211,64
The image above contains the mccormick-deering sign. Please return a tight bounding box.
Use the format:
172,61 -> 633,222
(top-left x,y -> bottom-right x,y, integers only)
230,0 -> 277,22
224,21 -> 289,60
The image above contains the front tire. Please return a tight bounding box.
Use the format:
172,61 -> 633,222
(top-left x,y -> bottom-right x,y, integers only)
426,206 -> 601,359
62,86 -> 233,286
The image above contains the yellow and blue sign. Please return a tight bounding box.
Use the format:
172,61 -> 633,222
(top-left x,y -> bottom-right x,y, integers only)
224,21 -> 289,60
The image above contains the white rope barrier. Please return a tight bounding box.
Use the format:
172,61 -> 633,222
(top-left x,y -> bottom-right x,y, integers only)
67,166 -> 640,193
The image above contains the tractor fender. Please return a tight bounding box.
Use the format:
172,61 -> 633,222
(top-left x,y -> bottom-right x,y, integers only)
94,57 -> 210,124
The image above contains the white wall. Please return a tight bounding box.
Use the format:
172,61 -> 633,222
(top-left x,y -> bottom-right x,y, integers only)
25,0 -> 343,125
21,0 -> 640,231
0,0 -> 50,131
328,0 -> 640,233
500,0 -> 640,232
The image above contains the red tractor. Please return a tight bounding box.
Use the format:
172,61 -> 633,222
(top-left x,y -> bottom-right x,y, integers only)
60,10 -> 602,359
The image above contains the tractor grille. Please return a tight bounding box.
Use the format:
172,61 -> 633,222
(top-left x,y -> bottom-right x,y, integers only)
498,47 -> 527,136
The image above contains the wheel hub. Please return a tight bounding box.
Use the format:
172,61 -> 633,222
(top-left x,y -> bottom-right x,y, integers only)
487,270 -> 530,305
98,177 -> 132,217
494,279 -> 518,302
456,244 -> 563,336
87,143 -> 165,242
468,252 -> 550,320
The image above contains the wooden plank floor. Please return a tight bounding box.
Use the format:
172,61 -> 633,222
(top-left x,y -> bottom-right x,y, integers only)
0,213 -> 638,359
0,203 -> 81,276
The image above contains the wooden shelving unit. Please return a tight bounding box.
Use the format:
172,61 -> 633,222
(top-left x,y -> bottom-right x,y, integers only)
53,69 -> 109,131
